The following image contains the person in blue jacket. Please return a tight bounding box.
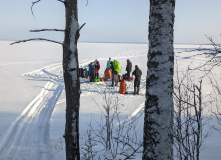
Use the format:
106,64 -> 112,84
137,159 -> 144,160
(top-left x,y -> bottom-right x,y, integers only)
88,62 -> 95,82
106,57 -> 111,70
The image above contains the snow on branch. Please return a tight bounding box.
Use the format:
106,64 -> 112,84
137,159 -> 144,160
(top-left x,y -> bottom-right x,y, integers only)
10,38 -> 63,45
30,29 -> 65,32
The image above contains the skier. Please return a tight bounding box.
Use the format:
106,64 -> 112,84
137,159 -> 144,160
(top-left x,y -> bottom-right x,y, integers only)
132,65 -> 142,94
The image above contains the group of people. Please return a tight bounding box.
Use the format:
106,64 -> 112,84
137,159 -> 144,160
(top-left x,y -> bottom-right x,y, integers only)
87,57 -> 142,94
106,57 -> 142,95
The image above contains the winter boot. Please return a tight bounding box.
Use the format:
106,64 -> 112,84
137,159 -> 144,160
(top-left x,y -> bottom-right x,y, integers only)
134,87 -> 137,95
111,79 -> 114,87
137,87 -> 140,94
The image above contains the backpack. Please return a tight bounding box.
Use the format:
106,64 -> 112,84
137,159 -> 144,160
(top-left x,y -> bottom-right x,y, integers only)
133,68 -> 142,78
119,79 -> 126,94
112,60 -> 121,73
94,78 -> 100,82
104,69 -> 111,79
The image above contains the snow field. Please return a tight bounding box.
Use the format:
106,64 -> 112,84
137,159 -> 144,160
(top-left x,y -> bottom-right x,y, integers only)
0,41 -> 220,159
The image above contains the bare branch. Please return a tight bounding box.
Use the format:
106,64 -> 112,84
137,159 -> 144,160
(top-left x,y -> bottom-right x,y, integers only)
79,23 -> 86,32
57,0 -> 65,3
31,0 -> 65,18
31,0 -> 41,18
30,29 -> 65,32
10,38 -> 63,45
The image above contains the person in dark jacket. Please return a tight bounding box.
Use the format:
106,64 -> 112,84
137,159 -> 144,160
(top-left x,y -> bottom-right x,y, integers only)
132,65 -> 142,94
94,59 -> 100,78
126,59 -> 132,78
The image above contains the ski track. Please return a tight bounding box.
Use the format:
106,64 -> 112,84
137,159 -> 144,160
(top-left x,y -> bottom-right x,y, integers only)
0,49 -> 146,159
122,103 -> 145,125
0,64 -> 64,160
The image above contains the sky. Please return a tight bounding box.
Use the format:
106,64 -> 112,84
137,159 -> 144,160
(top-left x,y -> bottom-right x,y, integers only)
0,0 -> 221,44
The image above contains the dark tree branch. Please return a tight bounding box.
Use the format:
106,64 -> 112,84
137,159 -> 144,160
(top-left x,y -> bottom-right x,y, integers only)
31,0 -> 41,18
30,29 -> 65,32
10,38 -> 63,45
57,0 -> 65,3
31,0 -> 65,18
176,35 -> 221,79
79,23 -> 86,32
205,35 -> 221,52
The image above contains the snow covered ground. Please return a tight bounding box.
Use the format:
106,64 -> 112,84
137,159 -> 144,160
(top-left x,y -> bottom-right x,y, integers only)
0,41 -> 220,159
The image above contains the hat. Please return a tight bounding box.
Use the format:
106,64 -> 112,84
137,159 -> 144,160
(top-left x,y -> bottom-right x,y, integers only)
127,59 -> 130,62
135,65 -> 138,69
95,59 -> 97,62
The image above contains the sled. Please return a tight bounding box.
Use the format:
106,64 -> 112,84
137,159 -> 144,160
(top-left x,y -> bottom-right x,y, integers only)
123,77 -> 134,81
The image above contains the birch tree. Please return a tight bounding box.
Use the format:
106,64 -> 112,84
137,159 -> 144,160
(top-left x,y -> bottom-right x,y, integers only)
12,0 -> 83,159
143,0 -> 175,159
62,0 -> 81,159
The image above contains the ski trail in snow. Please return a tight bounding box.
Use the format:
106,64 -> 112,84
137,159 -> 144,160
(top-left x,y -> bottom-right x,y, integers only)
23,63 -> 63,83
0,64 -> 64,160
0,49 -> 146,159
121,102 -> 145,125
56,98 -> 66,105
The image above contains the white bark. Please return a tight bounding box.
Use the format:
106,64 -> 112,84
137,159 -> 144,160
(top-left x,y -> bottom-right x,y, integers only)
63,0 -> 81,160
143,0 -> 175,159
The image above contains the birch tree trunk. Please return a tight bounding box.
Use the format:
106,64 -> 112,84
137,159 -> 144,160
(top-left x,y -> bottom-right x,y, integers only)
63,0 -> 80,159
143,0 -> 175,159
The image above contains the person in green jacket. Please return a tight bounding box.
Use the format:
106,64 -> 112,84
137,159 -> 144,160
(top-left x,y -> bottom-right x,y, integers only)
111,60 -> 121,87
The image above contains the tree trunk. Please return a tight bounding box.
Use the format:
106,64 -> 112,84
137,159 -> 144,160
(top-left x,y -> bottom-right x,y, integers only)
63,0 -> 80,159
143,0 -> 175,159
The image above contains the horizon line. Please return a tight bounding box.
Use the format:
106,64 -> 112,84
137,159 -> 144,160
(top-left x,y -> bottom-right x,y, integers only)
0,39 -> 216,45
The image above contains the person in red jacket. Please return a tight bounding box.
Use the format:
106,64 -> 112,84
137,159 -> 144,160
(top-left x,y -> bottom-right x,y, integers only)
94,59 -> 100,78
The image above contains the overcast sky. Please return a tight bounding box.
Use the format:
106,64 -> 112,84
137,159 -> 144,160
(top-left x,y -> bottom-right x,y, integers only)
1,0 -> 221,44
